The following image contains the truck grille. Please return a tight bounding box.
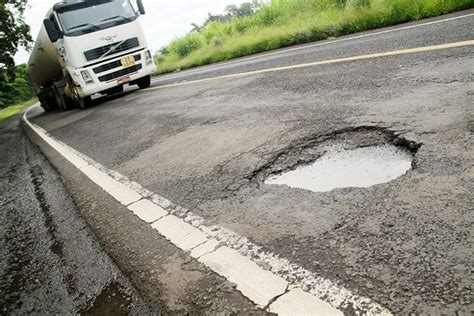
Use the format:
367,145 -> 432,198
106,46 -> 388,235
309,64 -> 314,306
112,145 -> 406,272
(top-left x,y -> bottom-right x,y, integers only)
98,64 -> 142,82
92,54 -> 141,74
84,37 -> 139,61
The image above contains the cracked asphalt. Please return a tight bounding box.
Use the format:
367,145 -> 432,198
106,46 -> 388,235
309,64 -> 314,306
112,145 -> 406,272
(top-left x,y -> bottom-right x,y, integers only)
2,114 -> 266,314
25,10 -> 474,315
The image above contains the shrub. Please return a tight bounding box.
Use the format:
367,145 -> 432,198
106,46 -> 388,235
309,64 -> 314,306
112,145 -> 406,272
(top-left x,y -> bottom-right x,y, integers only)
167,33 -> 203,57
202,21 -> 226,42
256,5 -> 283,25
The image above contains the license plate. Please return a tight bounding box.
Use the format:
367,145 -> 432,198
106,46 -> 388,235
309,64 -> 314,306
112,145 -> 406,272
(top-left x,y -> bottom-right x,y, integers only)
121,55 -> 135,68
117,77 -> 131,84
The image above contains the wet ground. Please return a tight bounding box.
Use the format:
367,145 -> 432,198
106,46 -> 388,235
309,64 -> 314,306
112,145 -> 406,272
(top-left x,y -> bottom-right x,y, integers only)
19,10 -> 474,315
19,112 -> 268,314
0,114 -> 150,314
1,112 -> 270,314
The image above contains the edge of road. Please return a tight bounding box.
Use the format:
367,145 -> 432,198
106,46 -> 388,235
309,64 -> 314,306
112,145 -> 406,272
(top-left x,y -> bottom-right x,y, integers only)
146,40 -> 474,92
22,104 -> 393,315
19,107 -> 266,314
0,112 -> 152,314
18,10 -> 474,314
152,9 -> 474,83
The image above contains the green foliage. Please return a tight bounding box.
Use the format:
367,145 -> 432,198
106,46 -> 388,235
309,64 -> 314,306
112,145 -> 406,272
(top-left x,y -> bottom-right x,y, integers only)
225,2 -> 255,17
255,5 -> 282,25
196,1 -> 263,31
155,0 -> 474,74
0,64 -> 38,109
0,0 -> 32,76
0,0 -> 33,108
354,0 -> 371,8
167,33 -> 203,57
335,0 -> 347,9
0,97 -> 37,122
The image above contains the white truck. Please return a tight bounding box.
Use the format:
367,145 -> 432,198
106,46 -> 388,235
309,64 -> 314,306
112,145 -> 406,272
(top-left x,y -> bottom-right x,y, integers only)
28,0 -> 156,111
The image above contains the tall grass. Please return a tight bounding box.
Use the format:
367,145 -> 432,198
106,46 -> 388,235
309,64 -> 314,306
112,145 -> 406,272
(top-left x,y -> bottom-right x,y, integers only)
155,0 -> 474,74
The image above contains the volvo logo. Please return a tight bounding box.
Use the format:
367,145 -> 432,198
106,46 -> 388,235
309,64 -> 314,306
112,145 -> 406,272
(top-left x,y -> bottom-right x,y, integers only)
101,35 -> 117,44
58,47 -> 66,57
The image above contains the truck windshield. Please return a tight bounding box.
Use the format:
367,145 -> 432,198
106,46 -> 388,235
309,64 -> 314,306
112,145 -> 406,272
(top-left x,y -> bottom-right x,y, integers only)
57,0 -> 137,35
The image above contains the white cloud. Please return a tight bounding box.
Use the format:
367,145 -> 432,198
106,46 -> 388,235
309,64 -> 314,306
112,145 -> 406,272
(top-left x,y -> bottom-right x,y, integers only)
15,0 -> 249,64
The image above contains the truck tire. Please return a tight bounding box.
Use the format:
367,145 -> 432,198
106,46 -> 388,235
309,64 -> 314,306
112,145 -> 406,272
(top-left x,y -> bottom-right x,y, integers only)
67,76 -> 92,109
137,75 -> 151,89
40,102 -> 53,112
38,88 -> 56,112
77,96 -> 92,109
53,86 -> 69,111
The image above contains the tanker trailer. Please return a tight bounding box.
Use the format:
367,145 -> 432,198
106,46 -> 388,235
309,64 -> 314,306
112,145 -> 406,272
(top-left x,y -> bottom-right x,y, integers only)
28,0 -> 156,111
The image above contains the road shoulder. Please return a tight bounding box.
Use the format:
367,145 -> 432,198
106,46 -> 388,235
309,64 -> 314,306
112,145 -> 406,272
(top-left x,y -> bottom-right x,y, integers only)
21,110 -> 267,314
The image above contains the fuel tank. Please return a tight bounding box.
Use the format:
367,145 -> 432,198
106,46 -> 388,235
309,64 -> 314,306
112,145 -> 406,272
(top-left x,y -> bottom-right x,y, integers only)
28,23 -> 63,87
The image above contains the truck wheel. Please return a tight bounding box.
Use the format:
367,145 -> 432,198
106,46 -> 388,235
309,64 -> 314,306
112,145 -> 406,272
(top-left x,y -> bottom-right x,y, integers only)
38,89 -> 55,112
137,75 -> 151,89
68,78 -> 92,109
40,102 -> 53,112
53,86 -> 70,111
78,96 -> 92,109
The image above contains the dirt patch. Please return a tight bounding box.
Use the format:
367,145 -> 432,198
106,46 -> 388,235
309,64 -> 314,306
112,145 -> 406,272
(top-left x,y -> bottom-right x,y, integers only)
157,254 -> 203,311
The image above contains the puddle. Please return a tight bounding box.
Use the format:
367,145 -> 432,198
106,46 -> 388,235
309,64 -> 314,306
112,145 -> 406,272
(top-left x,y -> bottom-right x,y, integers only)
265,145 -> 413,192
80,282 -> 131,316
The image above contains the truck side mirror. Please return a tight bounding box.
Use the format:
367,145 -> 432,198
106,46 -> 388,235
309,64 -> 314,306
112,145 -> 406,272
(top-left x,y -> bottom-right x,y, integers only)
136,0 -> 146,14
44,19 -> 63,42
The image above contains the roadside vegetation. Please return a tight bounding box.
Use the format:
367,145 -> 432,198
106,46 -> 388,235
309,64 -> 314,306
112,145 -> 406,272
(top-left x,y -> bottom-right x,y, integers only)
1,0 -> 36,119
154,0 -> 474,74
0,63 -> 38,120
0,64 -> 37,108
0,97 -> 37,122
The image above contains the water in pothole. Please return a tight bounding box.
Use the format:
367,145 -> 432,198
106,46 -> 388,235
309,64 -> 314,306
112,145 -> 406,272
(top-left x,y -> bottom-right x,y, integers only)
265,145 -> 413,193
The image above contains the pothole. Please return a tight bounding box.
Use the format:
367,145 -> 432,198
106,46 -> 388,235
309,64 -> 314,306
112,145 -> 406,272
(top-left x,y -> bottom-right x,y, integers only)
255,127 -> 421,193
265,144 -> 413,192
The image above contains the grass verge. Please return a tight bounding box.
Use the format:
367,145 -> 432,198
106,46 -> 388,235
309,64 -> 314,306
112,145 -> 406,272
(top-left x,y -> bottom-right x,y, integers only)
155,0 -> 474,74
0,98 -> 37,122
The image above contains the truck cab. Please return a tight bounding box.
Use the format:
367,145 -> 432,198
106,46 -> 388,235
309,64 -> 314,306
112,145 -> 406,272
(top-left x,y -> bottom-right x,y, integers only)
29,0 -> 156,110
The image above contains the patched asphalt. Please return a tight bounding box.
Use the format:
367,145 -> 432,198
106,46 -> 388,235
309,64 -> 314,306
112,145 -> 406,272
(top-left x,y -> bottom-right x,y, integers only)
27,10 -> 474,315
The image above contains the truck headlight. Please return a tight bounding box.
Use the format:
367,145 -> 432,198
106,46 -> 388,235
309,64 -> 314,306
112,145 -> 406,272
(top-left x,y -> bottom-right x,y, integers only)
81,70 -> 94,84
145,50 -> 153,64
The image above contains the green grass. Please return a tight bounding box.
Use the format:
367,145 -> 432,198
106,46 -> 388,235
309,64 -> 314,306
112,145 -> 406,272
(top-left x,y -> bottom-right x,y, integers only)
0,98 -> 37,122
155,0 -> 474,74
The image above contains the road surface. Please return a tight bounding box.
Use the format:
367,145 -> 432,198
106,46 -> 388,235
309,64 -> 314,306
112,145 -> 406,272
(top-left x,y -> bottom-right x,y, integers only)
0,115 -> 152,314
20,9 -> 474,315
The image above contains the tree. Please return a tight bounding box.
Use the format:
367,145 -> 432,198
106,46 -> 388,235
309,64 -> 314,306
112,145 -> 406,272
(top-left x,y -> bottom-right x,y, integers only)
0,63 -> 37,108
190,23 -> 202,33
0,0 -> 33,108
10,64 -> 36,100
225,2 -> 259,18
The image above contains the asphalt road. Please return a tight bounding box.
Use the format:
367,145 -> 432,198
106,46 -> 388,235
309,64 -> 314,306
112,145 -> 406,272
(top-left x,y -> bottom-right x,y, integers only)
1,116 -> 266,313
0,115 -> 151,314
26,10 -> 473,315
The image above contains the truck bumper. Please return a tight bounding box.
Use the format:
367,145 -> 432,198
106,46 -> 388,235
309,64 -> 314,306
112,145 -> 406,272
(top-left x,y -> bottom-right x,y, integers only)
68,49 -> 156,97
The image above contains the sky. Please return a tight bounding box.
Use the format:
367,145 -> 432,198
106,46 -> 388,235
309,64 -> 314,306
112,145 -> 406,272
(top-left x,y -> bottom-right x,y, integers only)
14,0 -> 249,64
